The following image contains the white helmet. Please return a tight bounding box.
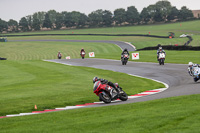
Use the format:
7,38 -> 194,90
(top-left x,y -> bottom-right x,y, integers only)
188,62 -> 193,66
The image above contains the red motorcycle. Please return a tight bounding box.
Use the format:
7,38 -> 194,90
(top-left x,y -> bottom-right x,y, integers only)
80,51 -> 85,59
121,54 -> 129,65
93,81 -> 128,103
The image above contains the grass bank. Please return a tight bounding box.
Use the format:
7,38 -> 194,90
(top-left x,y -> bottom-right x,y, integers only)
130,50 -> 200,64
1,94 -> 200,133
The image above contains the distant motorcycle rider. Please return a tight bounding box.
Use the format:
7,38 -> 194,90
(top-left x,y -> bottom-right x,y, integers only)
121,48 -> 129,59
157,46 -> 166,60
188,62 -> 200,76
80,48 -> 85,54
57,51 -> 62,59
93,77 -> 120,92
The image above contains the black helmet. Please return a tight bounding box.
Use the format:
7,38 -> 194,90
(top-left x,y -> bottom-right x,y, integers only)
93,76 -> 99,83
124,48 -> 127,51
157,44 -> 161,47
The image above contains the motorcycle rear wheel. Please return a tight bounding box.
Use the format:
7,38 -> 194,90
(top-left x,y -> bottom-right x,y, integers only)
99,92 -> 111,103
119,90 -> 128,101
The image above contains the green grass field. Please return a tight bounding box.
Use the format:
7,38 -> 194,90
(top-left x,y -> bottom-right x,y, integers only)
0,41 -> 198,64
7,35 -> 191,50
0,41 -> 121,60
130,50 -> 200,64
1,94 -> 200,133
0,20 -> 200,132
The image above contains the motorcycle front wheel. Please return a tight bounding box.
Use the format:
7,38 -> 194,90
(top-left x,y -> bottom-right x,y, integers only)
99,92 -> 111,104
119,90 -> 128,101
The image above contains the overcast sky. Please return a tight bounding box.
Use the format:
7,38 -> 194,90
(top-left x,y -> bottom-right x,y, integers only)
0,0 -> 199,22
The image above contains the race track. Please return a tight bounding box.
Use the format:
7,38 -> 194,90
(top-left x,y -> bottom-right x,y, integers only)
47,58 -> 200,107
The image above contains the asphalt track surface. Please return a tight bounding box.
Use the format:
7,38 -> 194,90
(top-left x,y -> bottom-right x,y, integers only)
12,39 -> 200,108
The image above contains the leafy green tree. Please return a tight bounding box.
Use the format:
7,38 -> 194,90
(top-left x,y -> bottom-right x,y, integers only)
114,8 -> 126,25
167,6 -> 179,21
62,11 -> 73,27
146,4 -> 156,22
78,13 -> 88,27
140,7 -> 151,24
126,6 -> 140,25
154,0 -> 172,22
153,8 -> 163,22
47,10 -> 57,23
102,10 -> 113,27
26,15 -> 32,31
33,11 -> 46,25
19,17 -> 29,31
8,19 -> 18,32
32,16 -> 40,31
0,18 -> 8,33
55,12 -> 63,29
88,9 -> 103,27
42,13 -> 52,29
70,11 -> 82,27
178,6 -> 194,20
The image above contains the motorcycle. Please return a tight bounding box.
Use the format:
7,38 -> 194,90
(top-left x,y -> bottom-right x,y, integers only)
80,51 -> 85,59
192,67 -> 200,82
121,54 -> 129,65
158,52 -> 165,65
93,81 -> 128,104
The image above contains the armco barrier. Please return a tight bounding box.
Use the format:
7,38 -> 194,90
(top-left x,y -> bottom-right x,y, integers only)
4,34 -> 169,38
0,57 -> 7,60
137,45 -> 200,51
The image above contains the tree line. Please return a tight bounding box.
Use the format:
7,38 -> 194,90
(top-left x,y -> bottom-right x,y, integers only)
0,0 -> 195,33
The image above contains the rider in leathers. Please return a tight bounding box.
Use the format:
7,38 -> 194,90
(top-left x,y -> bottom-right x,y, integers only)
93,77 -> 121,94
80,48 -> 85,54
188,62 -> 200,76
157,47 -> 166,61
121,48 -> 130,59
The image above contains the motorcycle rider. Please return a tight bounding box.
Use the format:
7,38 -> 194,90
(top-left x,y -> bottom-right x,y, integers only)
80,48 -> 86,59
121,48 -> 129,59
93,77 -> 120,93
57,51 -> 62,59
157,46 -> 166,61
188,62 -> 200,76
80,48 -> 85,54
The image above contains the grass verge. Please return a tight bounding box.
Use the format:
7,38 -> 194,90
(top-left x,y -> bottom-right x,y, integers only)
1,94 -> 200,133
130,50 -> 200,64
